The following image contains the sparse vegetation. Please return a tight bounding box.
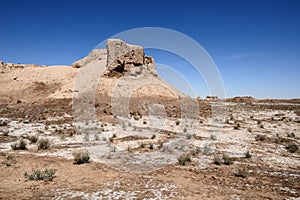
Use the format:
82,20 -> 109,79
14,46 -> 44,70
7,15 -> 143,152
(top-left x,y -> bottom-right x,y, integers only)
202,144 -> 211,155
210,134 -> 217,140
11,139 -> 27,150
245,150 -> 252,158
24,168 -> 57,181
213,154 -> 222,165
94,134 -> 99,141
84,133 -> 89,141
151,134 -> 156,139
73,149 -> 90,164
177,153 -> 191,166
234,122 -> 240,130
234,168 -> 247,178
149,143 -> 154,149
287,132 -> 295,138
223,154 -> 234,165
286,143 -> 298,153
37,138 -> 51,150
27,134 -> 39,143
2,130 -> 9,136
186,133 -> 192,139
139,142 -> 145,148
214,153 -> 235,165
255,134 -> 267,141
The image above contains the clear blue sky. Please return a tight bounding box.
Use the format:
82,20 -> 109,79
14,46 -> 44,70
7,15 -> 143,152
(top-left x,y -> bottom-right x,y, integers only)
0,0 -> 299,99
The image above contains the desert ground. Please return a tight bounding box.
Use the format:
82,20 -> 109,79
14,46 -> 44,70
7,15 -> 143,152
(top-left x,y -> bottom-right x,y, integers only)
0,40 -> 299,199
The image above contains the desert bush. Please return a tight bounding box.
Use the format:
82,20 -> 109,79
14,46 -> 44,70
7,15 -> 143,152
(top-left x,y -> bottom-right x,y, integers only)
213,154 -> 222,165
202,144 -> 211,155
183,127 -> 187,133
11,139 -> 27,150
245,150 -> 252,158
286,143 -> 298,153
27,135 -> 39,143
151,134 -> 156,139
73,149 -> 90,164
234,123 -> 240,130
37,138 -> 51,150
2,130 -> 9,136
24,168 -> 56,181
234,168 -> 247,178
139,142 -> 145,148
287,132 -> 295,138
255,134 -> 267,141
177,153 -> 191,166
192,147 -> 201,156
175,120 -> 180,125
2,154 -> 15,166
210,134 -> 217,140
0,120 -> 8,126
149,143 -> 154,149
94,134 -> 99,141
223,154 -> 234,165
259,124 -> 264,129
186,133 -> 192,139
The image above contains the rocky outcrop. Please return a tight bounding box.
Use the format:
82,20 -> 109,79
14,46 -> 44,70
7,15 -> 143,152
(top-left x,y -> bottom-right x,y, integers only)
72,39 -> 158,77
104,39 -> 158,77
72,49 -> 107,68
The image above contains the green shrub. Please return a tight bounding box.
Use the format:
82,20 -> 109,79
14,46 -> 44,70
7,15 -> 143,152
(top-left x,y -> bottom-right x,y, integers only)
11,139 -> 27,150
38,138 -> 51,150
73,149 -> 90,164
24,168 -> 56,181
178,153 -> 191,166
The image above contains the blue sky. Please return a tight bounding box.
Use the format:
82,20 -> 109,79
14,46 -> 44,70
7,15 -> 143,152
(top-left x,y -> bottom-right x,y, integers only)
0,0 -> 299,99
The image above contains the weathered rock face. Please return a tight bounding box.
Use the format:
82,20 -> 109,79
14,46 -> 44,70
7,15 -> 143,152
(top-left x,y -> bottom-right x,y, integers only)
104,39 -> 158,77
71,39 -> 158,76
72,49 -> 107,68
